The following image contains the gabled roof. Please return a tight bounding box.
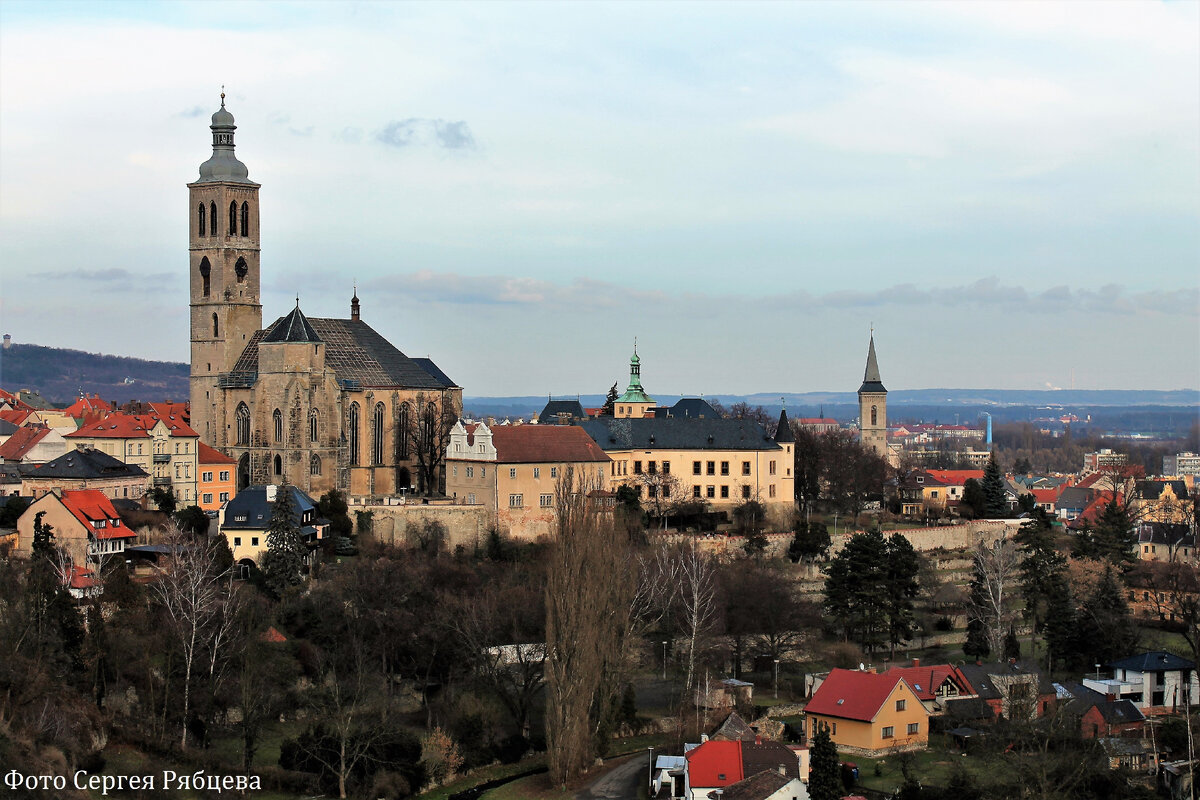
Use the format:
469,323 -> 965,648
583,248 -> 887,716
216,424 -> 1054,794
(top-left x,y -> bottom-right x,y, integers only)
540,399 -> 586,421
685,739 -> 743,788
59,489 -> 133,539
0,424 -> 51,460
149,402 -> 189,421
716,769 -> 794,800
0,418 -> 17,436
578,417 -> 782,453
1071,490 -> 1122,529
925,469 -> 985,486
67,565 -> 100,591
1107,651 -> 1196,673
657,398 -> 720,420
805,668 -> 914,722
136,414 -> 199,438
881,664 -> 968,702
262,304 -> 321,343
68,413 -> 151,439
62,394 -> 110,418
198,441 -> 237,465
1137,480 -> 1190,501
957,661 -> 1053,700
233,316 -> 456,390
26,447 -> 148,480
740,741 -> 801,782
713,711 -> 756,742
1056,486 -> 1095,509
221,485 -> 319,530
464,424 -> 611,464
1031,488 -> 1059,504
0,409 -> 34,426
1059,681 -> 1145,725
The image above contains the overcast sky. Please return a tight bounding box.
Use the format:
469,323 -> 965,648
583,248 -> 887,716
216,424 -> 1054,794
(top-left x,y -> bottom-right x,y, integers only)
1,1 -> 1197,396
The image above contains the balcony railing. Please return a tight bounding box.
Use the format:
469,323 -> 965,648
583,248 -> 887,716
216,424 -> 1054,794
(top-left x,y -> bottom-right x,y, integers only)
153,453 -> 170,463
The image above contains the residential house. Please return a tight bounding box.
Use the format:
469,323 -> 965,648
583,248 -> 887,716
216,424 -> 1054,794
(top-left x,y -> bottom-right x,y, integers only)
65,565 -> 103,601
880,659 -> 972,714
1055,486 -> 1095,522
67,412 -> 201,506
713,768 -> 809,800
803,668 -> 929,755
578,412 -> 795,526
1058,681 -> 1145,739
1132,480 -> 1192,526
218,484 -> 327,569
1084,651 -> 1199,714
0,424 -> 70,465
445,421 -> 611,539
15,488 -> 137,569
21,447 -> 149,501
682,738 -> 804,800
1099,738 -> 1157,773
1137,522 -> 1195,563
957,660 -> 1056,721
198,441 -> 237,511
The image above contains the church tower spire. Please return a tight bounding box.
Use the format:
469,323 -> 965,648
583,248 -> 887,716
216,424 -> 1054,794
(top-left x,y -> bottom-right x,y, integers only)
189,94 -> 263,447
857,332 -> 888,458
614,340 -> 656,418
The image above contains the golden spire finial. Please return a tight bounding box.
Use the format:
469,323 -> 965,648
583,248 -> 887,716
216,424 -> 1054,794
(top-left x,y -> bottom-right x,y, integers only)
220,86 -> 226,108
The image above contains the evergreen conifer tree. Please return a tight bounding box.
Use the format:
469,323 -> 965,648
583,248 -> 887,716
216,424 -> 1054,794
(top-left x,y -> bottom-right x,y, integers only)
963,567 -> 991,660
261,485 -> 306,596
32,510 -> 55,558
807,722 -> 841,800
1093,495 -> 1136,565
981,454 -> 1007,518
601,383 -> 618,416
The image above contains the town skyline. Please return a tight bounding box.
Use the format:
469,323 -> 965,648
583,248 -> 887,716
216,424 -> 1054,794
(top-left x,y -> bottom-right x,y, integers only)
1,1 -> 1197,395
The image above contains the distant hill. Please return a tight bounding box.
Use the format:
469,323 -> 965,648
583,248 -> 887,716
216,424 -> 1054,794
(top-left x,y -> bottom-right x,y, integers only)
0,344 -> 189,406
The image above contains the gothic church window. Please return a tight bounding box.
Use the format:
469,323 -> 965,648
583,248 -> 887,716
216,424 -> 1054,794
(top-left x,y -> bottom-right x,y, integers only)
309,409 -> 318,443
397,403 -> 410,459
199,257 -> 211,296
229,201 -> 237,235
209,202 -> 217,236
274,454 -> 282,476
273,408 -> 283,443
235,403 -> 250,446
372,402 -> 385,465
349,402 -> 360,465
240,202 -> 249,236
198,204 -> 206,237
310,454 -> 321,475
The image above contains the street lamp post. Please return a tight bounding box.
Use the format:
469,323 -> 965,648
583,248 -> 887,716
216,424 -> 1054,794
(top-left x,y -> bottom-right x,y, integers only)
648,746 -> 654,793
662,640 -> 669,681
774,659 -> 781,700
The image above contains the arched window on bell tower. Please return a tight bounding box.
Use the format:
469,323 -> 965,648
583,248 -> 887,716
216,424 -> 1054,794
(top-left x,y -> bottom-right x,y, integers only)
235,257 -> 248,283
209,202 -> 217,236
228,201 -> 237,235
241,202 -> 249,237
199,257 -> 211,297
871,405 -> 878,426
198,203 -> 206,237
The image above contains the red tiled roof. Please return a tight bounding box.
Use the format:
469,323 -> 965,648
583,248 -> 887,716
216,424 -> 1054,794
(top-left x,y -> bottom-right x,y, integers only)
881,664 -> 966,701
150,402 -> 189,421
1076,472 -> 1108,490
1031,488 -> 1059,504
198,441 -> 236,465
926,470 -> 984,486
1072,490 -> 1123,529
67,565 -> 100,591
68,413 -> 152,439
136,415 -> 200,438
260,626 -> 288,643
805,669 -> 908,722
464,425 -> 611,464
0,424 -> 51,460
685,740 -> 743,788
0,409 -> 34,426
63,394 -> 110,418
59,489 -> 133,539
0,389 -> 35,412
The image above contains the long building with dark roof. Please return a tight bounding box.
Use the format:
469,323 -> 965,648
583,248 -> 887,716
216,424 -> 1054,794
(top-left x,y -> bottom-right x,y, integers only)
186,98 -> 460,498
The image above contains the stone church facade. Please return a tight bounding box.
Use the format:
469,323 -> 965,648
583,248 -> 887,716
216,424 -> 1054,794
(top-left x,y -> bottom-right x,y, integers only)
188,97 -> 461,498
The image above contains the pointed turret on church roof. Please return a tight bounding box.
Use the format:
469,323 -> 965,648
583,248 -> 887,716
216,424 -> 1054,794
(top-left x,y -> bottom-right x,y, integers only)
262,301 -> 321,343
859,334 -> 886,394
774,408 -> 795,443
616,341 -> 653,404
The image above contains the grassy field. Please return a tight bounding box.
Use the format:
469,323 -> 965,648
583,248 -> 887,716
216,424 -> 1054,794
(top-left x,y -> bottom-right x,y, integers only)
847,735 -> 1004,793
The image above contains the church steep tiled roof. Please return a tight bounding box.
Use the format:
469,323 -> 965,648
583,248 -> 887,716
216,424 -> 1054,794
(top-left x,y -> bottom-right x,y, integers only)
231,316 -> 456,390
262,304 -> 321,343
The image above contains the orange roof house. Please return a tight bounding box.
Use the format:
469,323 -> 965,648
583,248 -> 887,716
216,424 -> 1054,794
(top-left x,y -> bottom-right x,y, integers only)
198,441 -> 237,511
805,668 -> 930,755
15,488 -> 137,569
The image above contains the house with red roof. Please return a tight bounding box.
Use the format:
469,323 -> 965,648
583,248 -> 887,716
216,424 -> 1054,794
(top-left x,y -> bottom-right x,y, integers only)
445,420 -> 611,539
681,737 -> 804,800
880,659 -> 972,714
62,394 -> 113,427
15,488 -> 137,569
0,424 -> 70,464
804,668 -> 929,755
198,441 -> 237,511
68,412 -> 200,506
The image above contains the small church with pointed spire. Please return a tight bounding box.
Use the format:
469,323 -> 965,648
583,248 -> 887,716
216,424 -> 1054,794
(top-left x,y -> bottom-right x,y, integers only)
187,97 -> 461,500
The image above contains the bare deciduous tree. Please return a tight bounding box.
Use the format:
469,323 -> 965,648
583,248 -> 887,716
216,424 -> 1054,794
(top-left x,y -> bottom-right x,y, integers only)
966,539 -> 1021,658
402,390 -> 461,496
671,540 -> 718,690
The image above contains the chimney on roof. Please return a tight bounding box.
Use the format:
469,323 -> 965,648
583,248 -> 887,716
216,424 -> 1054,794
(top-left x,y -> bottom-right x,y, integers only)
755,734 -> 762,745
487,416 -> 496,427
1106,692 -> 1116,702
912,658 -> 919,668
777,764 -> 787,776
266,484 -> 278,503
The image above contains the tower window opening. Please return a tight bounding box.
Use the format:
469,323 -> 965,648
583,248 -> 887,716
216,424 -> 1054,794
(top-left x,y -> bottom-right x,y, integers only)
240,202 -> 249,237
209,201 -> 217,236
273,454 -> 282,476
212,312 -> 219,337
273,408 -> 283,443
235,257 -> 248,283
199,257 -> 211,297
871,405 -> 878,426
198,204 -> 206,237
229,201 -> 237,235
309,409 -> 318,443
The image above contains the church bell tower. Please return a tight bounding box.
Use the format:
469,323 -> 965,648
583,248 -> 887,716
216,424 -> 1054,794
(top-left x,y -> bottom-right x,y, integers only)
858,333 -> 888,457
188,93 -> 263,447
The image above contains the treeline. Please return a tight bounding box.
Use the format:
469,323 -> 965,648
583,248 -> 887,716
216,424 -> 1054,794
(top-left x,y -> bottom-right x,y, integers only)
0,343 -> 189,405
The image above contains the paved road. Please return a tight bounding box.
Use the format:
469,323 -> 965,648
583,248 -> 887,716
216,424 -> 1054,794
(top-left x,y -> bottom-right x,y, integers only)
576,754 -> 646,800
